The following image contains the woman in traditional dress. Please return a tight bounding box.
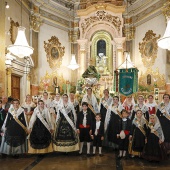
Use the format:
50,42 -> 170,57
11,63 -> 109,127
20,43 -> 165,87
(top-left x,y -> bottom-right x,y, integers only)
53,94 -> 79,152
145,95 -> 157,115
132,95 -> 149,121
0,100 -> 7,145
49,93 -> 61,132
104,96 -> 124,149
28,100 -> 53,154
99,89 -> 113,123
69,92 -> 80,115
41,92 -> 52,108
82,88 -> 99,121
22,94 -> 36,123
157,94 -> 170,153
0,99 -> 28,158
129,110 -> 147,157
123,95 -> 135,119
142,114 -> 167,162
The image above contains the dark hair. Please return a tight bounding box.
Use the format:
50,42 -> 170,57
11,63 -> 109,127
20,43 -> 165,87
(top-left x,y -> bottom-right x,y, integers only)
104,89 -> 109,94
43,92 -> 48,96
62,94 -> 68,98
95,113 -> 101,118
113,96 -> 119,101
82,102 -> 88,107
163,94 -> 170,99
87,88 -> 92,92
38,100 -> 44,104
12,99 -> 20,104
148,95 -> 153,99
0,100 -> 2,104
121,109 -> 128,114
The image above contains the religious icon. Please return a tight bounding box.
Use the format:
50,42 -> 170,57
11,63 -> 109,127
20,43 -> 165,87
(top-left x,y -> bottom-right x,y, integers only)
51,47 -> 59,59
147,74 -> 151,85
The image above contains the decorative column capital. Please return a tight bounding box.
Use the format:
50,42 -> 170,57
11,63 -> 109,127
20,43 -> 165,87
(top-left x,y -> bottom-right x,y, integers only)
114,37 -> 126,49
77,39 -> 88,52
30,13 -> 43,32
6,68 -> 12,75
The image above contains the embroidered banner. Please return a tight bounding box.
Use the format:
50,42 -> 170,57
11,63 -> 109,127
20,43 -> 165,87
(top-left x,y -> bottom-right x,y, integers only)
119,68 -> 138,96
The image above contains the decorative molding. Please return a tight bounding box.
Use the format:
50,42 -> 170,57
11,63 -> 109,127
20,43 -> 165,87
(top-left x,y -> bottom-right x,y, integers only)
44,36 -> 65,69
139,30 -> 160,68
81,11 -> 122,35
78,1 -> 125,13
162,0 -> 170,18
9,19 -> 19,44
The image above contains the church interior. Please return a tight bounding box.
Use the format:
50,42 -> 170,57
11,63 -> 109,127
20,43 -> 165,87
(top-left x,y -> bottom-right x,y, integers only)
1,0 -> 170,169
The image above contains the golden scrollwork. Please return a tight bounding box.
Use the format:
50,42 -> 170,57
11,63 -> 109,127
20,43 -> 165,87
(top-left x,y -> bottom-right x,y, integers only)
44,36 -> 65,69
139,67 -> 166,91
139,30 -> 161,68
9,19 -> 19,44
162,0 -> 170,18
81,11 -> 121,35
39,71 -> 66,93
30,14 -> 43,32
79,0 -> 124,9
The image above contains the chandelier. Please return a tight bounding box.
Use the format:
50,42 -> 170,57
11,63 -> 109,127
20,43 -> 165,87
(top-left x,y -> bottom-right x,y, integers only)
7,0 -> 34,58
67,54 -> 79,70
157,18 -> 170,50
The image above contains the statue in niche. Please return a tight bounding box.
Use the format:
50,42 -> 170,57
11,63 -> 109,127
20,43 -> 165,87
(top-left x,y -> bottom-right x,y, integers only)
147,74 -> 151,85
53,76 -> 60,94
96,39 -> 108,74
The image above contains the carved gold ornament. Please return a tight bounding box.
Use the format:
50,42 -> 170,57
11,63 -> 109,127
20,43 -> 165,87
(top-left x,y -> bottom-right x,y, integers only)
30,14 -> 43,32
44,36 -> 65,69
139,30 -> 160,68
9,19 -> 19,44
139,68 -> 166,91
81,11 -> 121,35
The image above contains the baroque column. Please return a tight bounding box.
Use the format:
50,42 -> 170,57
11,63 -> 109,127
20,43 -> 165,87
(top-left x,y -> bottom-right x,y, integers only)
77,39 -> 88,78
114,37 -> 126,68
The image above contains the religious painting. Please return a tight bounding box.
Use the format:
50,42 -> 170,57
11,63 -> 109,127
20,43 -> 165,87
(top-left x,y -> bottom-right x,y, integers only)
44,36 -> 65,69
9,19 -> 19,44
139,30 -> 160,68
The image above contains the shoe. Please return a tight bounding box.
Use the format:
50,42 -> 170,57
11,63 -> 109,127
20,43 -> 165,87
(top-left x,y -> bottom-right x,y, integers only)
99,154 -> 103,157
87,154 -> 91,157
79,152 -> 82,155
117,155 -> 122,159
92,153 -> 96,156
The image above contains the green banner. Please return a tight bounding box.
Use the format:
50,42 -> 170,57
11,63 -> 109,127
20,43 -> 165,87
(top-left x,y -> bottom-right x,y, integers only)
119,68 -> 138,96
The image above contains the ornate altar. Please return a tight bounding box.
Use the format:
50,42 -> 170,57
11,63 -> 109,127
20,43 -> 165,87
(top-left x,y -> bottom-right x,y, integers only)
39,71 -> 76,96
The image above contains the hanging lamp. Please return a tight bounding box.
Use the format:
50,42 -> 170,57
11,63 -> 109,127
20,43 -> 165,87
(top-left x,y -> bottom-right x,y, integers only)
67,54 -> 79,70
8,0 -> 33,58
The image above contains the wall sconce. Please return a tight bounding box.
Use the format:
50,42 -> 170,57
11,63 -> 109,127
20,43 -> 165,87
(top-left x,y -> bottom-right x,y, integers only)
5,2 -> 9,9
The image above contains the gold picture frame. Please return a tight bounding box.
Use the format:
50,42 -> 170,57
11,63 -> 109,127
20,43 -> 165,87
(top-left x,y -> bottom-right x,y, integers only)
44,36 -> 65,69
9,19 -> 19,44
139,30 -> 160,68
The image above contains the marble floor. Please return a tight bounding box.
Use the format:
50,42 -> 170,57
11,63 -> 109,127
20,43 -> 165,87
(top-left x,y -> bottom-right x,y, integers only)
0,149 -> 170,170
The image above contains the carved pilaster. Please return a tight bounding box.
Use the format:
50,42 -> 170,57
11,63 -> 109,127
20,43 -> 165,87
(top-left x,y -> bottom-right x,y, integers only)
114,37 -> 126,67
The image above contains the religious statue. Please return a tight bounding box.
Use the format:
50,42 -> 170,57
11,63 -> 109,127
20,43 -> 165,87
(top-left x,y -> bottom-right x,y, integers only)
82,65 -> 101,85
53,76 -> 60,94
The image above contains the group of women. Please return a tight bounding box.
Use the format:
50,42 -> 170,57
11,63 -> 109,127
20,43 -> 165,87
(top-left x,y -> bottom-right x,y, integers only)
0,89 -> 170,162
